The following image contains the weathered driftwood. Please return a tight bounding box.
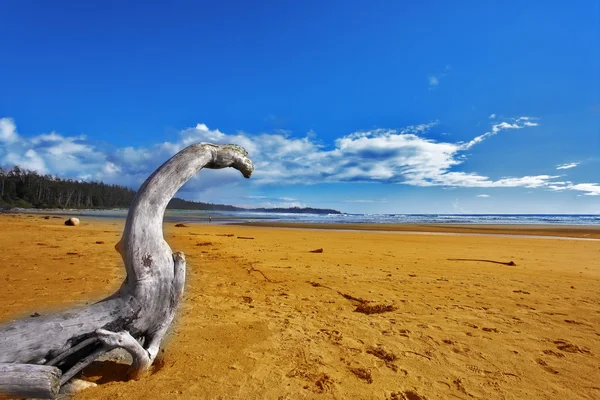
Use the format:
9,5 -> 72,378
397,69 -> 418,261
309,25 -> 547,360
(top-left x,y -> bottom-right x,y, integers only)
0,143 -> 253,398
0,364 -> 61,399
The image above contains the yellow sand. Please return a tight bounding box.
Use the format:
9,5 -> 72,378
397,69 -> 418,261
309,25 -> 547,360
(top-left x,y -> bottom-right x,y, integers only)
1,214 -> 599,399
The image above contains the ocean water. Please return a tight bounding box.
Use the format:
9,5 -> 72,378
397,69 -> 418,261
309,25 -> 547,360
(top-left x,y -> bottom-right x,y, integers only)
43,209 -> 600,226
208,212 -> 600,225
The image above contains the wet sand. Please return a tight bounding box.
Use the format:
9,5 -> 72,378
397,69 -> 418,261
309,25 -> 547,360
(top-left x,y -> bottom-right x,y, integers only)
236,221 -> 600,240
1,214 -> 599,399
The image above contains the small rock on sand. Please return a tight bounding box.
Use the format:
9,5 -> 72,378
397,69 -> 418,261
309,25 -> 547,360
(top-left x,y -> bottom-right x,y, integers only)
65,217 -> 80,226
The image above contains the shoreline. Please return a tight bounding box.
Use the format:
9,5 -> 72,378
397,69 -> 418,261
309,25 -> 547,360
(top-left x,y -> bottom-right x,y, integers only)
233,221 -> 600,239
6,211 -> 600,239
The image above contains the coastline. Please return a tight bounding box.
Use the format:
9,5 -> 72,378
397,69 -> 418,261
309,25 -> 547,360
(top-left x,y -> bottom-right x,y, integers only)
234,221 -> 600,239
5,210 -> 600,239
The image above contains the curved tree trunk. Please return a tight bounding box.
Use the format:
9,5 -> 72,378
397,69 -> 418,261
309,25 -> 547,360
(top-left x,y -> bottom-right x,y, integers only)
0,143 -> 253,398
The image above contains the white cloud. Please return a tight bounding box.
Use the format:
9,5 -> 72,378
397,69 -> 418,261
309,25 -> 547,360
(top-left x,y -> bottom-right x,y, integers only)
566,183 -> 600,196
461,121 -> 527,150
476,194 -> 490,198
556,162 -> 579,170
0,118 -> 19,143
2,115 -> 599,200
102,161 -> 121,175
344,199 -> 389,203
238,195 -> 305,208
428,65 -> 451,88
489,114 -> 496,119
5,148 -> 47,173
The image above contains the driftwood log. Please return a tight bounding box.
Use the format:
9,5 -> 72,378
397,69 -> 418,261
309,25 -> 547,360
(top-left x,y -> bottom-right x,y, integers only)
0,143 -> 253,398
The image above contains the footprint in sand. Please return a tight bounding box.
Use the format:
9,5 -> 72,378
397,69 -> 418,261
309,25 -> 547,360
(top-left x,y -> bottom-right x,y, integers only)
542,350 -> 565,358
388,390 -> 427,400
482,327 -> 499,333
536,358 -> 559,374
564,319 -> 586,326
516,303 -> 536,310
553,339 -> 590,354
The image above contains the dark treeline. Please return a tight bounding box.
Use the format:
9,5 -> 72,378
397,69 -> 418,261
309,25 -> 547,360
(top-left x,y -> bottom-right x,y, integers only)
250,207 -> 340,214
166,198 -> 243,211
166,198 -> 340,214
0,166 -> 136,209
0,166 -> 341,214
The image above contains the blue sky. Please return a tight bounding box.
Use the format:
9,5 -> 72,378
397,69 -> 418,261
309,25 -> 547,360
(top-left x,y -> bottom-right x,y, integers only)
1,1 -> 599,213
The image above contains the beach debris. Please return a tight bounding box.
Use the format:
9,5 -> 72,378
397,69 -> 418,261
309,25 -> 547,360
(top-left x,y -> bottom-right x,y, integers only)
95,241 -> 105,244
355,303 -> 396,315
309,248 -> 324,253
0,143 -> 254,398
337,291 -> 369,304
216,234 -> 235,237
447,258 -> 516,266
248,266 -> 276,283
237,236 -> 254,240
43,216 -> 50,219
174,223 -> 188,227
64,217 -> 80,226
241,296 -> 253,304
349,367 -> 373,384
66,252 -> 79,256
196,242 -> 212,246
0,364 -> 62,399
513,290 -> 530,294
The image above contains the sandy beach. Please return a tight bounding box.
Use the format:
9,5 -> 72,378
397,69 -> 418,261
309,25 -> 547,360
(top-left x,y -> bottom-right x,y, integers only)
1,214 -> 599,399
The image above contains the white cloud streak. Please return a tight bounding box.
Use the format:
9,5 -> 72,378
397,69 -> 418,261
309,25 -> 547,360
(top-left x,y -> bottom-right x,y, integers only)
556,162 -> 580,170
428,76 -> 439,87
1,116 -> 598,198
343,199 -> 389,203
428,65 -> 451,88
476,194 -> 490,198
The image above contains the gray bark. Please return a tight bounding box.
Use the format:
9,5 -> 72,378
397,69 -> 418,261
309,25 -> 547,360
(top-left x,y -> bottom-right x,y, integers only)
0,143 -> 253,398
0,364 -> 61,399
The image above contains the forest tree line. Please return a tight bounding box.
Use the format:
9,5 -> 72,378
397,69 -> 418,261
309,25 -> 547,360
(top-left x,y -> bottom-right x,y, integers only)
0,166 -> 136,209
0,166 -> 340,213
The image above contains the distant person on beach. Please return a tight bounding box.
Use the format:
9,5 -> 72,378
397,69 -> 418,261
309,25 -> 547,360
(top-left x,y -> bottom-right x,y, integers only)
209,216 -> 212,224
